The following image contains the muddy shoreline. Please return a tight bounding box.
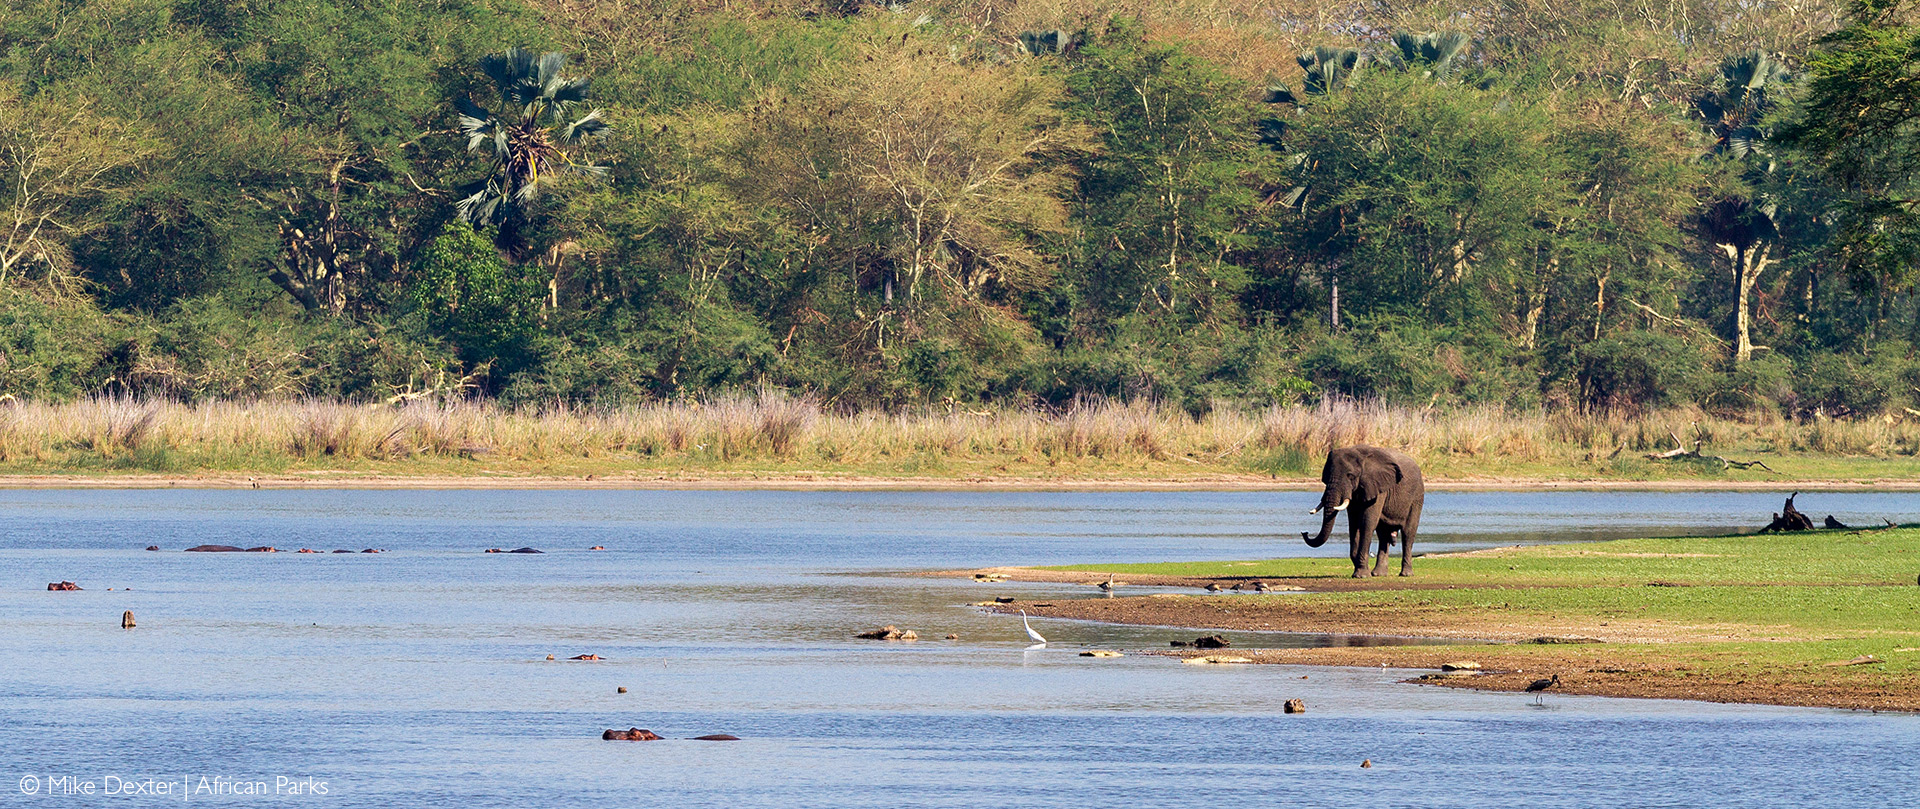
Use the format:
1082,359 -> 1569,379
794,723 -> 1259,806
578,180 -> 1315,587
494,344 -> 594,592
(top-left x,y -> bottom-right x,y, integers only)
942,567 -> 1918,713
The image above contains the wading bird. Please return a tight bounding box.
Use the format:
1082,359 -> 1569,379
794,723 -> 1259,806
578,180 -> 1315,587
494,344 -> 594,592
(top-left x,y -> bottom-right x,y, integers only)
1526,674 -> 1560,704
1019,609 -> 1047,647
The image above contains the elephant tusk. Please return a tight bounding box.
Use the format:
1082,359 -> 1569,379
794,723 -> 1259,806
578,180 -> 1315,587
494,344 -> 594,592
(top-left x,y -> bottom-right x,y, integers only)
1332,498 -> 1350,512
1309,506 -> 1321,515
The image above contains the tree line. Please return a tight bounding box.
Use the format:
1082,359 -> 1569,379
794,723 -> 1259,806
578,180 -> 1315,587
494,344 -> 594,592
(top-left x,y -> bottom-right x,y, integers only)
2,0 -> 1916,416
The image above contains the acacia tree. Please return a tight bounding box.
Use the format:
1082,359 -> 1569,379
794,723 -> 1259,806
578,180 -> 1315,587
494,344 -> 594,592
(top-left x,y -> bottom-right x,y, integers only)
1067,24 -> 1273,331
0,86 -> 147,294
739,26 -> 1087,342
453,48 -> 608,252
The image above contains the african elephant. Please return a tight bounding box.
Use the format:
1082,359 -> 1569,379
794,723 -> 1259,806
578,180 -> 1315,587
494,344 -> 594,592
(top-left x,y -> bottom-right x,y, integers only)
1300,446 -> 1425,577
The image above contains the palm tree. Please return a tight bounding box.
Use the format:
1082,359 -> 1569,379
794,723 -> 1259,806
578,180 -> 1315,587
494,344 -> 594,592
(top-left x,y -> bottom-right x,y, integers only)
452,48 -> 608,247
1386,32 -> 1470,79
1694,50 -> 1792,363
1262,47 -> 1363,330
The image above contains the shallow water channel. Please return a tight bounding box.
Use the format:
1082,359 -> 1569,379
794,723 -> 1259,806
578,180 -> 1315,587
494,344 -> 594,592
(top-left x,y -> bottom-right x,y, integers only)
2,488 -> 1916,806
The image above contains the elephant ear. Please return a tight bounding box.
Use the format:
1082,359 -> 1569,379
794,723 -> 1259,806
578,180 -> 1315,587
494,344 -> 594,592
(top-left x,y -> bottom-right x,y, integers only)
1362,455 -> 1404,493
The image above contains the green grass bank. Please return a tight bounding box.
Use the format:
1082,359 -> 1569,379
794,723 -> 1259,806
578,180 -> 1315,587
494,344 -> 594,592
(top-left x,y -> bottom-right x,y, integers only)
1019,529 -> 1920,710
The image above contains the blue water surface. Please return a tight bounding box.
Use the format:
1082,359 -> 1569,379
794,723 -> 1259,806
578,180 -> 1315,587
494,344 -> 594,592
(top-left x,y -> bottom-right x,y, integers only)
1,489 -> 1916,807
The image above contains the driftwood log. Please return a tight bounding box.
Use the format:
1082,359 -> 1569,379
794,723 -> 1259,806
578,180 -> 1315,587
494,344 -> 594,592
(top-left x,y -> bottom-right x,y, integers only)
1760,495 -> 1897,533
1762,492 -> 1816,532
1645,432 -> 1775,472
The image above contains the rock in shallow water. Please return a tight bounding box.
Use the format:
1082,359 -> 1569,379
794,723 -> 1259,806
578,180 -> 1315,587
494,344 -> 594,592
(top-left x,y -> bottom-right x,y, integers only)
1170,634 -> 1232,649
855,625 -> 916,640
1283,699 -> 1305,713
1181,655 -> 1252,665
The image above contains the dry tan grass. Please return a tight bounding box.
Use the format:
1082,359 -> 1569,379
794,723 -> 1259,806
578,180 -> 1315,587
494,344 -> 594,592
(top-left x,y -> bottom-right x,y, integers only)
0,394 -> 1917,472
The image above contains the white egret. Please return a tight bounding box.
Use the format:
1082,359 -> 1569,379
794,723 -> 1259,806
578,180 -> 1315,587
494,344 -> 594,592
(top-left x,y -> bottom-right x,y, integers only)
1018,609 -> 1047,646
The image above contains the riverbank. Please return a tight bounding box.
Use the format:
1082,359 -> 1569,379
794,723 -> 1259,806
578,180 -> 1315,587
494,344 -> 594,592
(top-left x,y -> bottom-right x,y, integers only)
941,529 -> 1920,712
4,396 -> 1920,486
8,472 -> 1920,490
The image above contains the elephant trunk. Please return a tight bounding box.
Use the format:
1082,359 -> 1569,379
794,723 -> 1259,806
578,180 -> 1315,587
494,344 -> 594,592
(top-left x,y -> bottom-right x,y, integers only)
1302,509 -> 1338,548
1302,483 -> 1350,548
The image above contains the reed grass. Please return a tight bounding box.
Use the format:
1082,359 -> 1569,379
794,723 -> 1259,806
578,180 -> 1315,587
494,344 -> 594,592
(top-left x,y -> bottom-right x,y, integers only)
0,393 -> 1916,478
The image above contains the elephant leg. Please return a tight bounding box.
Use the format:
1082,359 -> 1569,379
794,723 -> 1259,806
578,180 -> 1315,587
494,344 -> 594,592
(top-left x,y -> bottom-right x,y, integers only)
1398,509 -> 1421,576
1371,526 -> 1394,576
1350,508 -> 1381,577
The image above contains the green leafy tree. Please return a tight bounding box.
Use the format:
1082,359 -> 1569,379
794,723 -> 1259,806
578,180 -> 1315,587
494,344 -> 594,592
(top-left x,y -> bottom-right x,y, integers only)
1277,69 -> 1562,332
0,85 -> 148,294
1065,22 -> 1273,332
410,221 -> 542,379
1779,0 -> 1920,304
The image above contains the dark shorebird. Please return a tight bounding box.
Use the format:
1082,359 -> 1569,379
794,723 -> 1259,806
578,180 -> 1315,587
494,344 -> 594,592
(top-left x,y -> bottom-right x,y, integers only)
1526,674 -> 1560,703
1097,575 -> 1116,593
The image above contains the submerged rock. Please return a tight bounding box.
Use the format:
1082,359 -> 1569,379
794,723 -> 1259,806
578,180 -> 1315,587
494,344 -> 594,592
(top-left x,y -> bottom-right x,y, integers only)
1080,650 -> 1124,658
185,545 -> 245,552
1181,655 -> 1253,665
1283,699 -> 1305,713
690,734 -> 740,741
602,728 -> 662,741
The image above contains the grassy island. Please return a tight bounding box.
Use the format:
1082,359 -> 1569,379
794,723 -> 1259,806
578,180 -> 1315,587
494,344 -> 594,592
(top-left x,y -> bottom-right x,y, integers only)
964,528 -> 1920,711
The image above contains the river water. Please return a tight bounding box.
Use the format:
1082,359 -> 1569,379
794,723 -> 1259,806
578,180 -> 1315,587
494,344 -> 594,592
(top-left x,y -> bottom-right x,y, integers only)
2,489 -> 1916,807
